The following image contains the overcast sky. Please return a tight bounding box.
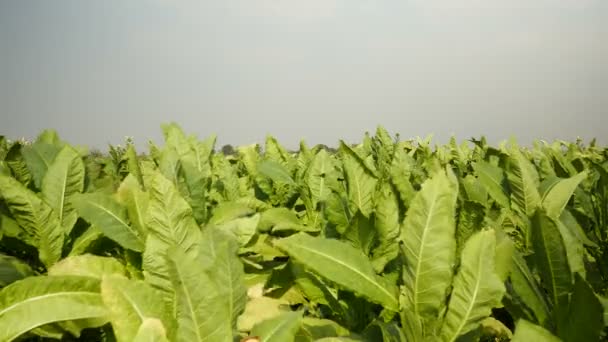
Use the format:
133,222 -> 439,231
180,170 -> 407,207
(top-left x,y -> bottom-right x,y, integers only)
1,0 -> 606,150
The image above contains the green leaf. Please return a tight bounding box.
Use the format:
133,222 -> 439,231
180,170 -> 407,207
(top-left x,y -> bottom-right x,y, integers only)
251,311 -> 303,342
72,192 -> 144,252
507,251 -> 551,325
133,318 -> 170,342
258,160 -> 296,186
389,148 -> 416,208
259,208 -> 311,234
557,274 -> 604,342
0,253 -> 34,287
0,174 -> 64,267
237,296 -> 290,332
198,227 -> 247,328
68,225 -> 103,256
340,142 -> 378,217
274,233 -> 399,311
371,182 -> 400,273
145,171 -> 200,252
308,150 -> 335,206
41,146 -> 85,235
440,230 -> 506,342
0,275 -> 107,342
542,172 -> 587,219
511,319 -> 560,342
473,161 -> 510,209
166,247 -> 232,342
21,142 -> 60,189
400,170 -> 458,320
507,151 -> 541,217
117,174 -> 149,238
101,275 -> 173,342
48,254 -> 127,279
531,210 -> 572,316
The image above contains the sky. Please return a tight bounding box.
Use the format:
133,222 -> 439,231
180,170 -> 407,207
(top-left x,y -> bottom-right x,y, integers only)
1,0 -> 607,150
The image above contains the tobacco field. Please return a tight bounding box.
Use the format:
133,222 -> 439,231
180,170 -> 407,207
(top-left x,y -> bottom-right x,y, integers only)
0,124 -> 607,341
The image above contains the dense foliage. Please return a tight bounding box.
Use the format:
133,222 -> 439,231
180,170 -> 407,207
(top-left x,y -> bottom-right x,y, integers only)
0,124 -> 607,342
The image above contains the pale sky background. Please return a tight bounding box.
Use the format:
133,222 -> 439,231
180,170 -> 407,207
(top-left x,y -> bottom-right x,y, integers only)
1,0 -> 607,150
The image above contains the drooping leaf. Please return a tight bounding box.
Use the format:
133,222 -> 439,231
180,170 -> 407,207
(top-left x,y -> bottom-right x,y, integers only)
274,233 -> 399,311
473,161 -> 510,209
0,275 -> 107,342
101,275 -> 173,342
0,174 -> 64,267
72,192 -> 144,252
250,311 -> 303,342
41,146 -> 85,235
440,230 -> 506,342
542,171 -> 587,219
400,170 -> 458,320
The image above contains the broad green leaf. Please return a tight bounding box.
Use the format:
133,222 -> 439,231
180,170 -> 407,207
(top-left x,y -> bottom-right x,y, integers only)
258,160 -> 296,185
0,275 -> 107,342
145,171 -> 200,252
507,251 -> 551,325
440,230 -> 506,342
473,161 -> 510,209
556,219 -> 586,277
41,146 -> 85,235
133,318 -> 170,342
0,253 -> 34,287
341,142 -> 378,217
342,211 -> 376,256
507,151 -> 541,217
511,319 -> 560,342
325,192 -> 351,234
0,174 -> 63,267
298,317 -> 351,340
73,192 -> 144,252
237,296 -> 290,332
117,174 -> 149,237
389,148 -> 416,208
308,150 -> 335,206
208,202 -> 255,226
213,214 -> 259,246
274,233 -> 399,311
49,254 -> 127,279
259,208 -> 311,234
102,275 -> 173,342
542,171 -> 587,219
371,182 -> 400,272
461,175 -> 488,206
455,201 -> 485,256
531,210 -> 572,316
166,247 -> 231,342
198,227 -> 247,328
557,274 -> 603,342
125,143 -> 145,188
68,225 -> 103,256
251,311 -> 303,342
21,142 -> 60,188
400,170 -> 457,320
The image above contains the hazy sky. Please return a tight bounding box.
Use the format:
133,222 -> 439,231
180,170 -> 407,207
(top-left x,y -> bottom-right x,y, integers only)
1,0 -> 607,150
